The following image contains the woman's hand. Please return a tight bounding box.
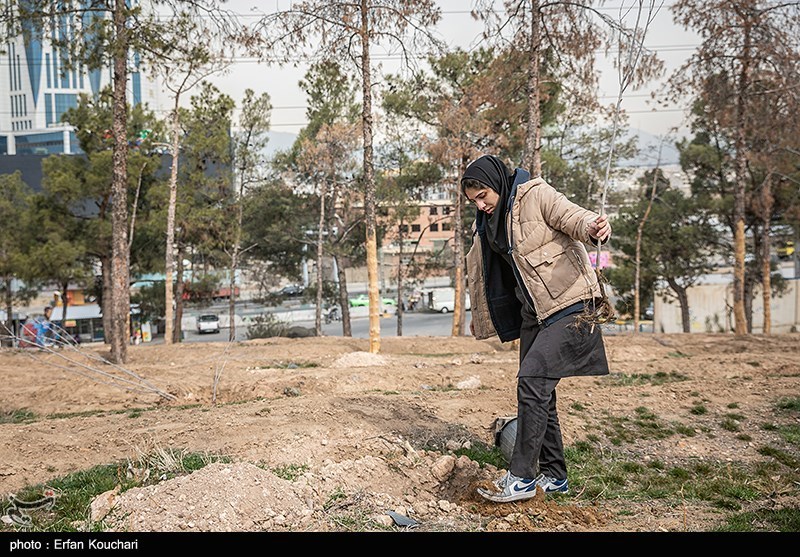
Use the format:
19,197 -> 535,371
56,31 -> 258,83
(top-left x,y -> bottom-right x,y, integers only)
588,215 -> 612,243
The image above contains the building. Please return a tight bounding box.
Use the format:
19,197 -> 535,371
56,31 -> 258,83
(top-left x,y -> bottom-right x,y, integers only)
0,1 -> 164,156
372,184 -> 458,288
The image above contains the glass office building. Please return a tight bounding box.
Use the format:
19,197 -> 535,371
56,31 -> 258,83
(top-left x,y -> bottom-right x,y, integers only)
0,1 -> 163,155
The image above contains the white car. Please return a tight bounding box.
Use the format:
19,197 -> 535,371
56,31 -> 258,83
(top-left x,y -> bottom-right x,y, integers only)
197,314 -> 220,334
427,288 -> 471,313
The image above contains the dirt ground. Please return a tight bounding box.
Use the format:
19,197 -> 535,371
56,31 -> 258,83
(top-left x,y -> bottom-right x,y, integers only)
0,331 -> 798,532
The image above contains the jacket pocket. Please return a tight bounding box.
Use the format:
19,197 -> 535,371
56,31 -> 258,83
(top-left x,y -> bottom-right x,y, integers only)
522,246 -> 582,300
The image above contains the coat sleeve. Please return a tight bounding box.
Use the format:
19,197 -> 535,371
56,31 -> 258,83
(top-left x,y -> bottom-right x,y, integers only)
536,181 -> 599,244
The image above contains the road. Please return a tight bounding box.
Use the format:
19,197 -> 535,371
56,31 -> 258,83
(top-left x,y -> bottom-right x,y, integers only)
179,308 -> 467,343
170,301 -> 637,345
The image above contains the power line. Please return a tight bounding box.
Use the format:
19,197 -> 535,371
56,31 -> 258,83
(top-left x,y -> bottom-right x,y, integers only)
0,102 -> 688,117
0,43 -> 701,67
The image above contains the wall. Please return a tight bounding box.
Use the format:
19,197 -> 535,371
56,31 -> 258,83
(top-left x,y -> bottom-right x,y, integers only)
654,273 -> 799,334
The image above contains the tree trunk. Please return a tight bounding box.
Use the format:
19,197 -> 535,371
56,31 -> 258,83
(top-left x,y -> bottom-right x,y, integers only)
396,222 -> 405,337
101,256 -> 112,343
452,162 -> 467,336
760,173 -> 773,335
109,0 -> 130,363
60,280 -> 70,340
315,180 -> 327,336
359,0 -> 380,353
678,289 -> 690,333
668,277 -> 691,333
228,253 -> 238,342
335,255 -> 352,337
229,162 -> 247,343
3,277 -> 13,347
164,103 -> 181,345
732,15 -> 752,336
744,278 -> 754,334
173,252 -> 185,343
635,163 -> 660,333
522,0 -> 542,176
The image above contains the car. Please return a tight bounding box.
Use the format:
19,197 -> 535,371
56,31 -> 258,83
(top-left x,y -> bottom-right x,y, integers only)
777,241 -> 795,260
196,314 -> 220,334
427,288 -> 471,313
348,294 -> 397,307
279,284 -> 305,297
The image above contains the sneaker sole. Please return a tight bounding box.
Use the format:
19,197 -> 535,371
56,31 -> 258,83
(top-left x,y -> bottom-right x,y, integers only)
476,486 -> 539,503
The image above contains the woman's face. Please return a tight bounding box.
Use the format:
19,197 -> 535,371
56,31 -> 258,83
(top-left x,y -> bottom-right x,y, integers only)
465,186 -> 500,216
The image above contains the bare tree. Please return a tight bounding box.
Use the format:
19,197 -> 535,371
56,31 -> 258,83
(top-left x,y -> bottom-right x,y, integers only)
297,123 -> 360,336
634,140 -> 666,333
156,14 -> 233,345
2,0 -> 240,361
246,0 -> 443,353
472,0 -> 663,175
669,0 -> 800,335
228,90 -> 272,341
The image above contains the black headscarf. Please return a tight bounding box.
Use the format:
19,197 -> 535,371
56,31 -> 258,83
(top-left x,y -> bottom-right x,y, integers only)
461,155 -> 514,256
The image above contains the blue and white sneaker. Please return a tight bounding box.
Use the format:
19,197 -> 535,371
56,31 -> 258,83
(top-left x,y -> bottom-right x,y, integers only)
477,472 -> 539,503
492,470 -> 514,490
534,473 -> 569,494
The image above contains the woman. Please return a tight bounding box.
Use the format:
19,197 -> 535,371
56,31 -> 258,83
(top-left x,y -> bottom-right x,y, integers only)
462,154 -> 612,503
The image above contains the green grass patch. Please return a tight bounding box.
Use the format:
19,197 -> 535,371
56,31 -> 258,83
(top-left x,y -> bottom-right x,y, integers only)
716,508 -> 800,532
47,409 -> 109,420
604,371 -> 688,387
565,441 -> 787,509
271,463 -> 309,481
323,487 -> 348,510
775,424 -> 800,446
602,408 -> 674,445
690,404 -> 708,415
777,397 -> 800,412
454,441 -> 507,469
0,449 -> 225,531
0,408 -> 36,424
720,417 -> 741,432
758,446 -> 800,469
48,403 -> 190,415
252,361 -> 319,370
675,424 -> 697,437
727,403 -> 740,409
174,404 -> 203,411
570,402 -> 587,411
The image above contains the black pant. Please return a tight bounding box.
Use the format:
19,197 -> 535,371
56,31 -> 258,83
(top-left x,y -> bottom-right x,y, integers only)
509,376 -> 566,480
509,301 -> 567,480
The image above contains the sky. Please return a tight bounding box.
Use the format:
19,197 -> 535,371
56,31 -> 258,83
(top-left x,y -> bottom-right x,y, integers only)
203,1 -> 700,156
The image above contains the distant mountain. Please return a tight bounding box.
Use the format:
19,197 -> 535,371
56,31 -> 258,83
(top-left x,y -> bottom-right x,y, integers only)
263,128 -> 681,168
265,131 -> 298,158
618,129 -> 682,168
